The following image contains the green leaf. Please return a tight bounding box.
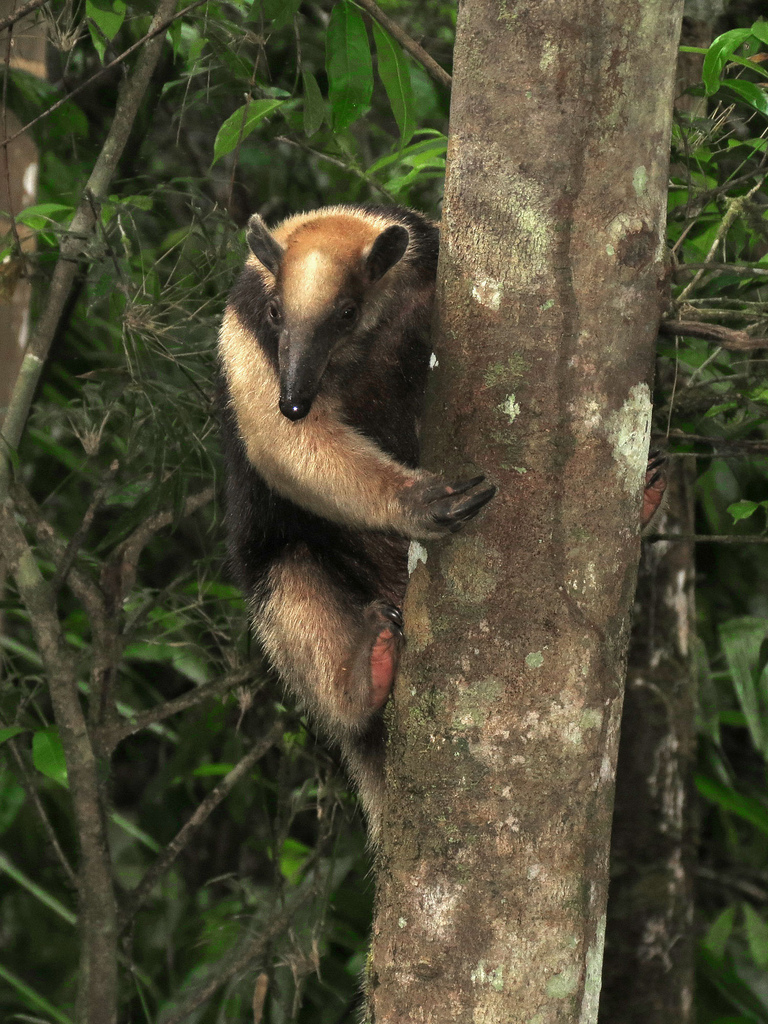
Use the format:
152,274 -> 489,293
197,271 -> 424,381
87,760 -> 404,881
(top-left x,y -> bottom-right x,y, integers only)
110,812 -> 160,852
0,726 -> 25,747
86,0 -> 126,61
368,134 -> 447,175
326,1 -> 373,132
14,203 -> 74,230
703,29 -> 753,95
279,837 -> 311,883
302,70 -> 325,137
723,80 -> 768,117
212,99 -> 285,165
0,964 -> 74,1024
373,22 -> 415,146
86,0 -> 126,41
0,851 -> 77,925
251,0 -> 302,30
193,763 -> 235,777
720,618 -> 768,756
727,500 -> 759,522
704,401 -> 738,418
698,946 -> 768,1023
32,727 -> 68,787
704,904 -> 736,959
751,20 -> 768,46
743,903 -> 768,970
696,775 -> 768,838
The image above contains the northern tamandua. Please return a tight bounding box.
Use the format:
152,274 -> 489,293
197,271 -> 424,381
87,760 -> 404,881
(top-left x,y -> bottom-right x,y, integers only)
217,203 -> 666,837
218,204 -> 496,834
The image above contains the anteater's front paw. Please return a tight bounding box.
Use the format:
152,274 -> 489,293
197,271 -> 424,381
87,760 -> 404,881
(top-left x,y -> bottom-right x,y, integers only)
406,474 -> 497,538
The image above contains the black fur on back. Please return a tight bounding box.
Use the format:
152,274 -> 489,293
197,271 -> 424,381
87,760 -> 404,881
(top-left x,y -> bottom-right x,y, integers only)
219,205 -> 439,616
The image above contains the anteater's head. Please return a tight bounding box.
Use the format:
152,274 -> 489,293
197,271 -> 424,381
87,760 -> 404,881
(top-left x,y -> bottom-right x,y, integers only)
246,211 -> 410,421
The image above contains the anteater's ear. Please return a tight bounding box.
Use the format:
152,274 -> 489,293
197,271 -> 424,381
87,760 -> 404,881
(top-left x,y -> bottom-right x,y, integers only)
246,214 -> 284,275
366,225 -> 409,283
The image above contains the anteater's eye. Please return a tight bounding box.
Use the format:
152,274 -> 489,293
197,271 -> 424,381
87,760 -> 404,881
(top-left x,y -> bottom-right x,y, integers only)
339,304 -> 358,323
267,301 -> 281,323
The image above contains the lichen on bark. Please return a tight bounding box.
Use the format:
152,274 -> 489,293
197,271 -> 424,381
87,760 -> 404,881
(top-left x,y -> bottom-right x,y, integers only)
367,1 -> 685,1021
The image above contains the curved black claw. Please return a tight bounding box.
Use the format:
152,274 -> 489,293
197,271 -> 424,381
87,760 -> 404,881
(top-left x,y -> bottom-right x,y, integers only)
381,604 -> 404,634
420,474 -> 486,504
432,484 -> 498,531
647,451 -> 666,474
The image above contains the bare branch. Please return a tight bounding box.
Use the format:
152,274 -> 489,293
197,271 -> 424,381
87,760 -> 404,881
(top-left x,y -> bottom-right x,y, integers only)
9,478 -> 108,622
354,0 -> 452,90
0,498 -> 119,1018
51,459 -> 119,593
656,431 -> 768,455
0,0 -> 48,34
674,262 -> 768,278
104,486 -> 215,606
120,720 -> 283,929
659,319 -> 768,350
100,664 -> 262,750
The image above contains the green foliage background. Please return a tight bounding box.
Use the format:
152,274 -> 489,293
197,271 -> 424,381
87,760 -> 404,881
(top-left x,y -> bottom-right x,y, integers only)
0,2 -> 767,1021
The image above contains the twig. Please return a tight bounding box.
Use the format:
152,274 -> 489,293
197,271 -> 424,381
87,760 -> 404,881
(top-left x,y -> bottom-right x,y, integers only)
654,431 -> 768,455
677,178 -> 766,302
0,0 -> 196,499
50,459 -> 119,593
646,533 -> 768,544
697,865 -> 768,903
1,727 -> 78,888
354,0 -> 451,90
9,478 -> 108,622
104,486 -> 215,606
101,664 -> 262,750
674,262 -> 768,278
119,720 -> 283,929
669,167 -> 768,222
158,890 -> 314,1024
275,135 -> 396,200
252,973 -> 269,1024
0,0 -> 48,34
659,319 -> 768,351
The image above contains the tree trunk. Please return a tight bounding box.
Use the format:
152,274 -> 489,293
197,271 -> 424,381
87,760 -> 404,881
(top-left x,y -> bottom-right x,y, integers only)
368,1 -> 685,1021
599,460 -> 698,1024
0,0 -> 46,417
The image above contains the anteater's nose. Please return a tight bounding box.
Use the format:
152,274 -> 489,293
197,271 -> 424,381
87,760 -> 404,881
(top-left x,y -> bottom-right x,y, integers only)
279,397 -> 311,421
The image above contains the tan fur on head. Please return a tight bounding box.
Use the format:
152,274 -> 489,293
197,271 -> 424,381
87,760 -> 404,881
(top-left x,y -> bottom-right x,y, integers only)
219,308 -> 421,532
246,207 -> 414,292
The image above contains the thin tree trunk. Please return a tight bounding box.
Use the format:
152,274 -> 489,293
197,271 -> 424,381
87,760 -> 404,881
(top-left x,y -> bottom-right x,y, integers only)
599,459 -> 698,1024
368,1 -> 685,1021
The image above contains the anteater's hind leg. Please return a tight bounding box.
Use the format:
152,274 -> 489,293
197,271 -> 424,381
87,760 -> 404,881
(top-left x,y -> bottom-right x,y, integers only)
254,546 -> 403,738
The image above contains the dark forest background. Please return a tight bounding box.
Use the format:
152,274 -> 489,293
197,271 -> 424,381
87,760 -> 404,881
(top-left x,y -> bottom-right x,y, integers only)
1,1 -> 768,1021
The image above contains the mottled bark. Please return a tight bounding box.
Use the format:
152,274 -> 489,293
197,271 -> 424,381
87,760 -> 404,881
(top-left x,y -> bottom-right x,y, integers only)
599,460 -> 698,1024
0,108 -> 38,418
0,0 -> 46,409
368,1 -> 685,1022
